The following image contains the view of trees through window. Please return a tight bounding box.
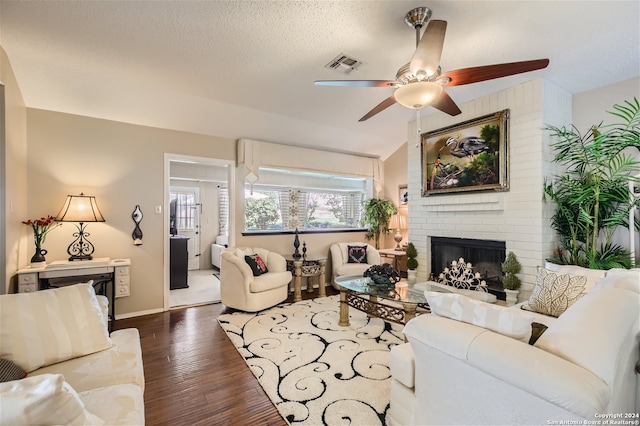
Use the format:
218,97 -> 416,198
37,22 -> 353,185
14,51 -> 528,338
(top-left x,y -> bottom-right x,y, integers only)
244,187 -> 365,231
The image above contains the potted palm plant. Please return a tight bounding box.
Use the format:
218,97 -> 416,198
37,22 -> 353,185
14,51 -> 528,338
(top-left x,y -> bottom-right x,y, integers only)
362,198 -> 397,249
405,242 -> 418,283
544,97 -> 640,269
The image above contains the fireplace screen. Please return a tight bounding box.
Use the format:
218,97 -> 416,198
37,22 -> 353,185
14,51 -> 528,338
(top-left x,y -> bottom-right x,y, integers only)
431,237 -> 506,299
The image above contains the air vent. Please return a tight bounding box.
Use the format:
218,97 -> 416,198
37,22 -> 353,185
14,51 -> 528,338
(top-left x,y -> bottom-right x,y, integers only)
325,53 -> 362,74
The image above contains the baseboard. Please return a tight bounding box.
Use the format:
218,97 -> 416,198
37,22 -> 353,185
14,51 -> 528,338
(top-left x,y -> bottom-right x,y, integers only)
115,307 -> 164,320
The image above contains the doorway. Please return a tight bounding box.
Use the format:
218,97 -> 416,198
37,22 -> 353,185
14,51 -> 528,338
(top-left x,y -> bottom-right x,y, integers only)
164,154 -> 234,310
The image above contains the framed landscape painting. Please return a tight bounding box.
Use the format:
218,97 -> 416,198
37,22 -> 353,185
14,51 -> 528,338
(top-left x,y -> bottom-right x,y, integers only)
421,109 -> 510,196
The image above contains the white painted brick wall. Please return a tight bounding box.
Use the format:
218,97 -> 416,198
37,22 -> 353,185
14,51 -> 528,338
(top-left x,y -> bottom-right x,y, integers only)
407,78 -> 571,302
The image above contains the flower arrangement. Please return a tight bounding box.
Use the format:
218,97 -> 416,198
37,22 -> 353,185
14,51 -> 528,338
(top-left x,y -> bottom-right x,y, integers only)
22,215 -> 60,249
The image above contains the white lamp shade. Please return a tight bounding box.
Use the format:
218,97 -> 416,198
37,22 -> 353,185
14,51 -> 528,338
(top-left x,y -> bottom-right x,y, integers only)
55,194 -> 105,222
394,81 -> 443,109
389,214 -> 407,230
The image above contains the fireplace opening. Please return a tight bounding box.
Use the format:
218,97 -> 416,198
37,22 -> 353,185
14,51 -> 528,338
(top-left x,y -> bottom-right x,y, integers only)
430,237 -> 506,300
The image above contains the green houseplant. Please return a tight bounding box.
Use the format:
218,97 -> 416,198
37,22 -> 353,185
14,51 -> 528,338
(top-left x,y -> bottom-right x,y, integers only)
501,251 -> 522,306
544,98 -> 640,269
362,198 -> 397,249
405,242 -> 418,283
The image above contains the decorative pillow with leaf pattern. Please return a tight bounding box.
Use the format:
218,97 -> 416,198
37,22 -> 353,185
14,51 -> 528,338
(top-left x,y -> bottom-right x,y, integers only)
522,267 -> 587,317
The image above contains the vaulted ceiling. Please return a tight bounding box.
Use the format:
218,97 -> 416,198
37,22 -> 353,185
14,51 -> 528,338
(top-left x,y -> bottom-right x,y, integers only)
1,1 -> 638,160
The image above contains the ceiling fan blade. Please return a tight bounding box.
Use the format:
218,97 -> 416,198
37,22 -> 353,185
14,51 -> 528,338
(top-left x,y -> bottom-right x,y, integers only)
314,80 -> 399,88
410,20 -> 447,77
430,90 -> 461,116
359,95 -> 398,122
440,59 -> 549,86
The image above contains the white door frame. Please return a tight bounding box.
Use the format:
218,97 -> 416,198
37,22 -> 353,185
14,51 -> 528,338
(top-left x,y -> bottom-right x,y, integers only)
163,153 -> 235,311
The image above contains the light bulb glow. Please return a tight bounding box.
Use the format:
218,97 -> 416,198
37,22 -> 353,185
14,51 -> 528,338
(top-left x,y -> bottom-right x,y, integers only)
394,81 -> 443,109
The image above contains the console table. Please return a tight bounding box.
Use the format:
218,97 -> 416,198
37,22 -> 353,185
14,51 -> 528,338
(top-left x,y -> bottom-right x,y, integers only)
16,258 -> 131,330
285,256 -> 327,302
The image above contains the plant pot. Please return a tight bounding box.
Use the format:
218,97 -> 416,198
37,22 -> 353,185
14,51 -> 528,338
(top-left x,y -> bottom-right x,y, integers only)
407,269 -> 417,284
30,247 -> 48,268
504,288 -> 519,307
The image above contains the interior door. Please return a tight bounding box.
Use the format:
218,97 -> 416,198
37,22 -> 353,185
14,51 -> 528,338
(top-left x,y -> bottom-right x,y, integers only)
170,187 -> 201,270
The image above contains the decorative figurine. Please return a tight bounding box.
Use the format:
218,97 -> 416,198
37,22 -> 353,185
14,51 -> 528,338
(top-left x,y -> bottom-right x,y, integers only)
292,228 -> 301,259
302,241 -> 307,259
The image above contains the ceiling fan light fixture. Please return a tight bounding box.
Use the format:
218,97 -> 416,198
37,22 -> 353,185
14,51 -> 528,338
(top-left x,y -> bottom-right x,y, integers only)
395,81 -> 443,109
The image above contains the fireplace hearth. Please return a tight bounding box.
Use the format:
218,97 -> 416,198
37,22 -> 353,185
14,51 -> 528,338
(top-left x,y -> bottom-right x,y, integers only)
431,237 -> 506,300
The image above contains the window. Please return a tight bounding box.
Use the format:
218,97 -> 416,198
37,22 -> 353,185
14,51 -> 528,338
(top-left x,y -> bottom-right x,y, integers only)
243,168 -> 369,233
170,191 -> 196,230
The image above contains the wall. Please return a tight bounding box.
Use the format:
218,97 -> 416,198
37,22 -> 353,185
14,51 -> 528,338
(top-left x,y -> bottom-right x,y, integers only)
25,109 -> 237,316
1,46 -> 28,292
22,109 -> 376,317
382,142 -> 408,250
408,78 -> 572,302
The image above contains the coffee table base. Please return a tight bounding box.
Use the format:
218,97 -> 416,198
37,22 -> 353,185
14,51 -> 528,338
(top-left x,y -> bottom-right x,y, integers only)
339,289 -> 429,327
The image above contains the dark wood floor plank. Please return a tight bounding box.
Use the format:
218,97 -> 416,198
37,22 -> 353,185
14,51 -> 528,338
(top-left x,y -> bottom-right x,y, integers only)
115,285 -> 338,425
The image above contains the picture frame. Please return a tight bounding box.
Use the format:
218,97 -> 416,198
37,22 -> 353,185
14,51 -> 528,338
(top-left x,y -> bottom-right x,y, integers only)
399,185 -> 408,205
421,109 -> 509,196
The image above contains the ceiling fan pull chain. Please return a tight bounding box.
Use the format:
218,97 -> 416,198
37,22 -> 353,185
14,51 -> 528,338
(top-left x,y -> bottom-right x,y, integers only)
416,108 -> 422,134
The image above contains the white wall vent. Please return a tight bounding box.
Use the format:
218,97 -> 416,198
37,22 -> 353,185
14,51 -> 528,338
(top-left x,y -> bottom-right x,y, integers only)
325,53 -> 362,74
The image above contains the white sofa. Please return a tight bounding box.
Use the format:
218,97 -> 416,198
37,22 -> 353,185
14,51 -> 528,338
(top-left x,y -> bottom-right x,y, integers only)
388,267 -> 640,425
330,242 -> 381,287
220,246 -> 292,312
0,283 -> 145,425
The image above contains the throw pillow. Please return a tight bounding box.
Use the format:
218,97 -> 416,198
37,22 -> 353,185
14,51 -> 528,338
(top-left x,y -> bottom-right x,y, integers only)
0,358 -> 26,383
522,267 -> 587,317
0,283 -> 113,373
245,254 -> 269,276
0,374 -> 104,425
347,245 -> 368,264
424,291 -> 535,342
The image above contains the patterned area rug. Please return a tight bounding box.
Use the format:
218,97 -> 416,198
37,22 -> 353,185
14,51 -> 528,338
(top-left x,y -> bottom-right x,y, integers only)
217,295 -> 405,425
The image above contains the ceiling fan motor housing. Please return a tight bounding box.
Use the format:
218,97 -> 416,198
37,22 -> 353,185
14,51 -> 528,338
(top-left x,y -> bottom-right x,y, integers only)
404,7 -> 432,29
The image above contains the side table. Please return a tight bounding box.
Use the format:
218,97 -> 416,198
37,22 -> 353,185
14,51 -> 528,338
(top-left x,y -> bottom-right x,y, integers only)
379,248 -> 407,278
285,256 -> 327,302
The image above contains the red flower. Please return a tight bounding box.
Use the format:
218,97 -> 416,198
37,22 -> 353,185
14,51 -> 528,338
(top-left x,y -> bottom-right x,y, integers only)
22,215 -> 60,248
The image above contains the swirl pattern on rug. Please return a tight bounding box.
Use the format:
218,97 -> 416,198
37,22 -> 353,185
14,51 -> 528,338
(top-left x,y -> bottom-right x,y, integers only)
217,295 -> 404,425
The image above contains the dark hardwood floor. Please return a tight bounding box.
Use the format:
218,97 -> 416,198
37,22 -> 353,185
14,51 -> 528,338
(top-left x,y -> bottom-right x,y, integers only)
115,285 -> 339,426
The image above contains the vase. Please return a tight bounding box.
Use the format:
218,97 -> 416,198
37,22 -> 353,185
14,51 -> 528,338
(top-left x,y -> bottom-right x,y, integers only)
30,247 -> 48,267
407,269 -> 417,284
504,289 -> 519,306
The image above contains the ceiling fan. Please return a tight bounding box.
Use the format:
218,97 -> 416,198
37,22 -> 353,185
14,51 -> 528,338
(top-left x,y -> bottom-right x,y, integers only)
315,7 -> 549,122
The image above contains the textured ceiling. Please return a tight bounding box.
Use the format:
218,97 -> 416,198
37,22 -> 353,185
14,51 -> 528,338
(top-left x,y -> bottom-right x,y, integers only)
1,1 -> 639,160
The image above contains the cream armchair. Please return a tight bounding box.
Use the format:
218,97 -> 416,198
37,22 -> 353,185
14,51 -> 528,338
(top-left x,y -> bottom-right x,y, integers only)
220,246 -> 292,312
329,242 -> 380,287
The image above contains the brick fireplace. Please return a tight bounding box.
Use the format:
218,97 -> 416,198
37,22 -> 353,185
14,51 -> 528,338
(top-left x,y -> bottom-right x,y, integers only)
406,78 -> 572,302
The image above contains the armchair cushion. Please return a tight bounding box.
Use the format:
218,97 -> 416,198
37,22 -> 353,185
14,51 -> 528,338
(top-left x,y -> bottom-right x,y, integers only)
0,282 -> 113,373
347,245 -> 368,264
245,254 -> 268,276
522,267 -> 587,317
425,291 -> 535,342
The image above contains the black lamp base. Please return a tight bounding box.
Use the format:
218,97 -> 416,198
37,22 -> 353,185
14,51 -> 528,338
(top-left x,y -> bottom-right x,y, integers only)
66,222 -> 96,262
69,254 -> 94,262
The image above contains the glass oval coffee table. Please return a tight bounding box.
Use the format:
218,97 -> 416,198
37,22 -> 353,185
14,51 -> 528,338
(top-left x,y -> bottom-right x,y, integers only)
334,275 -> 431,327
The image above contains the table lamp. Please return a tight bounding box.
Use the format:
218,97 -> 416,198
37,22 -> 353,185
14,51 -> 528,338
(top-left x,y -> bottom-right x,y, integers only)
55,193 -> 105,261
388,214 -> 407,251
